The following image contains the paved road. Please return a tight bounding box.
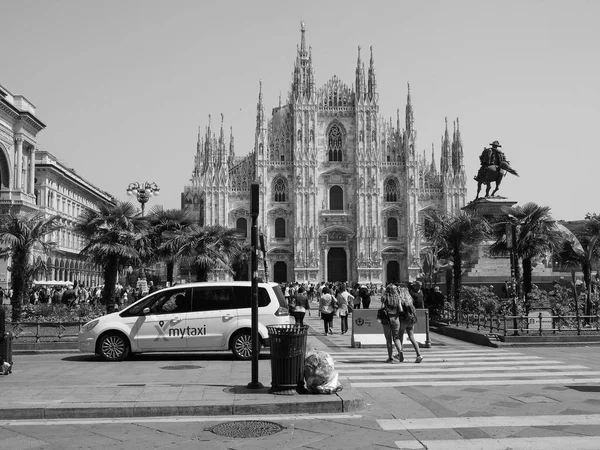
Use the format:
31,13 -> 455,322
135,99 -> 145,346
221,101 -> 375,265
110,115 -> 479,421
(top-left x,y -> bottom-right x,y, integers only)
4,309 -> 600,448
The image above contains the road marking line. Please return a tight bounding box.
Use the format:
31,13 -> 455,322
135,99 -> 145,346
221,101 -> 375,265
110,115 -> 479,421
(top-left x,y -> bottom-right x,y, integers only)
380,413 -> 600,430
337,360 -> 569,370
346,370 -> 600,380
0,413 -> 364,427
337,364 -> 588,374
353,377 -> 600,387
394,436 -> 600,450
336,355 -> 542,363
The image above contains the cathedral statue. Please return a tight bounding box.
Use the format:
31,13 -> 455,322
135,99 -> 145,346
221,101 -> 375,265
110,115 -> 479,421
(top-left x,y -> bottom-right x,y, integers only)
474,140 -> 519,200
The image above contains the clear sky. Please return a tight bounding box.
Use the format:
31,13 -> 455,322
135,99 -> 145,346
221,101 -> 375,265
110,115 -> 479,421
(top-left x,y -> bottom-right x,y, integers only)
2,0 -> 598,221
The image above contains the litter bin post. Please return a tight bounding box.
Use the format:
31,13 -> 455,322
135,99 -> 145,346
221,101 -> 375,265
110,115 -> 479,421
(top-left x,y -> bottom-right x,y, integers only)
267,324 -> 308,395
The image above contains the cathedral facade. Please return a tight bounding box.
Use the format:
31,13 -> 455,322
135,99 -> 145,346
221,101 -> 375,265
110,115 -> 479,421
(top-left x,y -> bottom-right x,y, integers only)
182,25 -> 467,285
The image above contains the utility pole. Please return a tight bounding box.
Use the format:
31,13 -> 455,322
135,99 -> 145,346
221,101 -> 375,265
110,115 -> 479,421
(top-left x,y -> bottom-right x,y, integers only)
247,182 -> 263,389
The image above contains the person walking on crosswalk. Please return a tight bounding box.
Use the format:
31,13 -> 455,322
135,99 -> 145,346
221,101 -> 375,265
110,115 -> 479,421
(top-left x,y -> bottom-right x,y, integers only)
380,284 -> 404,363
396,285 -> 423,363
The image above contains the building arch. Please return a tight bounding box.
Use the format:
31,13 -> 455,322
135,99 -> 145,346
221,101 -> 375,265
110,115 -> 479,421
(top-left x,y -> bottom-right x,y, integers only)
329,185 -> 343,210
275,218 -> 286,238
236,217 -> 248,238
387,217 -> 398,238
0,143 -> 10,189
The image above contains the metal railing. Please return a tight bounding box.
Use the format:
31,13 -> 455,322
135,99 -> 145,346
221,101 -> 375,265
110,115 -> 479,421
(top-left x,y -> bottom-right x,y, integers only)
3,321 -> 86,343
437,307 -> 600,337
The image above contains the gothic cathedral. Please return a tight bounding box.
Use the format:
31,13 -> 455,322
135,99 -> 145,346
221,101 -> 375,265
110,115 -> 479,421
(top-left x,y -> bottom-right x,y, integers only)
182,25 -> 467,285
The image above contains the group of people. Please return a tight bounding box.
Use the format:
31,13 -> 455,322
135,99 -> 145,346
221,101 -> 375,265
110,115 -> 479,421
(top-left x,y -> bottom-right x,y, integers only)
282,280 -> 427,364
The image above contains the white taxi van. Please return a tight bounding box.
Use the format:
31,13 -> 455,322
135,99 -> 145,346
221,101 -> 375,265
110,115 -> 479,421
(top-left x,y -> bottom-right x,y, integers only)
78,281 -> 291,361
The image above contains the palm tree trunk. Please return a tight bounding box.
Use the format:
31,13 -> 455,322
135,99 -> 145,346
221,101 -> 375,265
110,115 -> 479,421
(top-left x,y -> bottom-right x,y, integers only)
166,260 -> 174,285
522,258 -> 533,315
10,253 -> 28,322
453,248 -> 462,321
102,257 -> 119,314
583,262 -> 592,320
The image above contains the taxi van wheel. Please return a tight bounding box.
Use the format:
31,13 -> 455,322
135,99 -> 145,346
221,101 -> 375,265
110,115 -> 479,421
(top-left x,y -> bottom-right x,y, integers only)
98,332 -> 130,362
231,330 -> 258,361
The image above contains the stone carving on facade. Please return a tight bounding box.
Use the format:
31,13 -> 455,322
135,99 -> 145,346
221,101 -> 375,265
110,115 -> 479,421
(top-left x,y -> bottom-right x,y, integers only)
328,231 -> 345,241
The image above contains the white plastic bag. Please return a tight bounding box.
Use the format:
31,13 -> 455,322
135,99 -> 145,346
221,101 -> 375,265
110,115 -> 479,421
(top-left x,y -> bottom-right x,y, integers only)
304,348 -> 343,394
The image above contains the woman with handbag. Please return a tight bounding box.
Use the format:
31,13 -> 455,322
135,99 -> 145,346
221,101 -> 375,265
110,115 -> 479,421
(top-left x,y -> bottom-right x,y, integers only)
319,286 -> 336,335
380,284 -> 404,363
291,286 -> 310,326
396,285 -> 423,363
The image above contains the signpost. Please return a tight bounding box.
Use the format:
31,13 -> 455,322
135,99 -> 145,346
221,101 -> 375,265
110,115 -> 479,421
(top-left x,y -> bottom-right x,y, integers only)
247,183 -> 263,389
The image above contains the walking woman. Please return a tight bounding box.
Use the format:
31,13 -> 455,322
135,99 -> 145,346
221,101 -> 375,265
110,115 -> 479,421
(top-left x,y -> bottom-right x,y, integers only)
380,284 -> 404,363
291,286 -> 310,326
396,285 -> 423,363
319,286 -> 336,335
336,284 -> 353,334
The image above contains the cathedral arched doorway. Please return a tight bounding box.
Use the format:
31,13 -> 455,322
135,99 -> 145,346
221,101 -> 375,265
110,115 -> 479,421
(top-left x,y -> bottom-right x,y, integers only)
273,261 -> 287,283
387,261 -> 400,284
327,248 -> 347,282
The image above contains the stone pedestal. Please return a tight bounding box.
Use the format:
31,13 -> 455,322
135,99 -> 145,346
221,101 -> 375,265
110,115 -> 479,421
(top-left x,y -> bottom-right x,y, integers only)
462,197 -> 517,282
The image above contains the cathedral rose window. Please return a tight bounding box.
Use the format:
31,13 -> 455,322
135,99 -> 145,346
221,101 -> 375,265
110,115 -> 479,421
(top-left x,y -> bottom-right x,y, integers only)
385,178 -> 398,202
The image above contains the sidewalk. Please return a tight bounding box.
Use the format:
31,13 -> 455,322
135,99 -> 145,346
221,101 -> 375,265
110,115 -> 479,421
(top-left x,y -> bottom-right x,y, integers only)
0,316 -> 363,420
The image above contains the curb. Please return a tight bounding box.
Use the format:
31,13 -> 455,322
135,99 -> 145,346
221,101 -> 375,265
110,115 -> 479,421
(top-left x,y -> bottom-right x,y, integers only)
0,388 -> 364,420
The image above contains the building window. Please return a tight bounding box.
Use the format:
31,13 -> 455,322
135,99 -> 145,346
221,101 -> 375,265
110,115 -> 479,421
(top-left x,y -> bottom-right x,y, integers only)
236,217 -> 247,238
274,177 -> 286,202
328,124 -> 343,161
329,185 -> 343,210
387,217 -> 398,238
385,178 -> 398,202
275,218 -> 286,238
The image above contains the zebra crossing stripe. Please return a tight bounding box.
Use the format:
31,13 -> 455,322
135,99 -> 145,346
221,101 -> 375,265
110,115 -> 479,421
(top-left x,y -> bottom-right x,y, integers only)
335,355 -> 542,363
394,436 -> 600,450
379,413 -> 600,430
336,360 -> 570,370
352,377 -> 600,387
336,364 -> 588,374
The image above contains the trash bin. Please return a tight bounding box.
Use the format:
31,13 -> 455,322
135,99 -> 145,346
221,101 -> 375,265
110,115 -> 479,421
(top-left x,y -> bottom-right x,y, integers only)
267,324 -> 308,395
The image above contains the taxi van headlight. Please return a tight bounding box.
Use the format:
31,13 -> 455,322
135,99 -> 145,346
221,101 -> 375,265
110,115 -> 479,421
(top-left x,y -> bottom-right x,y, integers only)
81,319 -> 100,332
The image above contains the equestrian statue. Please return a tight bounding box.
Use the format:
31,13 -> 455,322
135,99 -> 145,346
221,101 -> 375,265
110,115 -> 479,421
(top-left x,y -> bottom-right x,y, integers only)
474,140 -> 518,200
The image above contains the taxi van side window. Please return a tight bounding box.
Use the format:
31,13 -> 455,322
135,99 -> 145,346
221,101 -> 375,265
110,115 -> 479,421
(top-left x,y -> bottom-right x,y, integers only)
232,287 -> 271,309
125,289 -> 190,316
191,287 -> 235,312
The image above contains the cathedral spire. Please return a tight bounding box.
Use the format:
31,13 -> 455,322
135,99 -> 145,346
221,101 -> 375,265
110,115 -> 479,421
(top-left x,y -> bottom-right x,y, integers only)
368,45 -> 377,101
291,23 -> 314,100
441,117 -> 451,174
229,125 -> 235,166
405,83 -> 414,132
355,46 -> 365,100
430,143 -> 437,173
300,21 -> 307,56
256,80 -> 264,134
452,117 -> 464,174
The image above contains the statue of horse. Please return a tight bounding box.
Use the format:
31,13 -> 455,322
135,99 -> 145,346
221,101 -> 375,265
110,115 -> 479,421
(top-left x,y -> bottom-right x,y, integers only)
475,162 -> 519,200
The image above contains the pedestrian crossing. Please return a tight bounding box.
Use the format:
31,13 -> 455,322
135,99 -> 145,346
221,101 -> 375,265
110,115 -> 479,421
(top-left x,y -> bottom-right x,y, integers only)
327,348 -> 600,388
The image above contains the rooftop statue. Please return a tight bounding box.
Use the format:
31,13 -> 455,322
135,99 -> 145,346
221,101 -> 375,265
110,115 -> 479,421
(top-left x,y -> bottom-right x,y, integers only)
474,140 -> 518,200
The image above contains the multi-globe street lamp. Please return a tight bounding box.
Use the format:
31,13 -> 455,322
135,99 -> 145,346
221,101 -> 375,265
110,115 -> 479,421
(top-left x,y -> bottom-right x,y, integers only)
126,181 -> 160,216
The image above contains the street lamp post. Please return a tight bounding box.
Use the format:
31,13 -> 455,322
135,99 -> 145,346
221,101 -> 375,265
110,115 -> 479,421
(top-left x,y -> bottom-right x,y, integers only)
126,181 -> 160,216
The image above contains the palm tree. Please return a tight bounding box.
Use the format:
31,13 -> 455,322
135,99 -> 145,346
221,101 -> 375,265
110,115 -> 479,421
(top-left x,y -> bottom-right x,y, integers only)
421,209 -> 491,313
0,212 -> 60,321
489,203 -> 563,312
164,224 -> 242,281
147,206 -> 196,285
555,214 -> 600,319
74,202 -> 147,313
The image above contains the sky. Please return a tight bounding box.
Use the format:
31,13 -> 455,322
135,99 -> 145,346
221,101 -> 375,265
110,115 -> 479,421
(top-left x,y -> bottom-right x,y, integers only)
2,0 -> 598,221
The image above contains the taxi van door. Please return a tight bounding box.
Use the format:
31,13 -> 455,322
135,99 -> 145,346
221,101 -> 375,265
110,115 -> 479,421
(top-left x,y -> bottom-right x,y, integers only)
187,285 -> 238,350
133,287 -> 190,351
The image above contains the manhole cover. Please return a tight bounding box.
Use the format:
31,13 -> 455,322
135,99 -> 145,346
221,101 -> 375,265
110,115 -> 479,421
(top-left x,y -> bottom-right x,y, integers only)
207,420 -> 284,438
160,365 -> 203,370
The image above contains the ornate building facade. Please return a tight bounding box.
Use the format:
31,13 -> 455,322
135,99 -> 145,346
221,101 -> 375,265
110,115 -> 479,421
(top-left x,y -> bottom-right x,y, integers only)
182,26 -> 467,284
0,83 -> 115,289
